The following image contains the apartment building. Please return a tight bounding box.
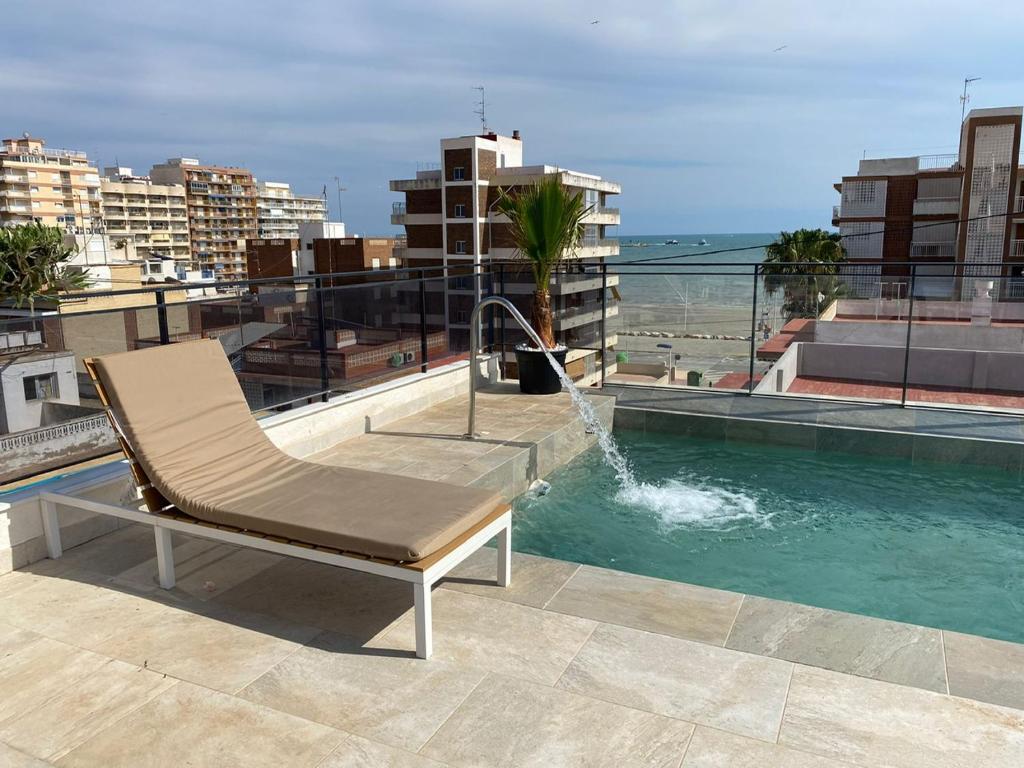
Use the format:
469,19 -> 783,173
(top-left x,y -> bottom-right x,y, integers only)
0,135 -> 102,232
832,107 -> 1024,299
389,130 -> 621,384
150,158 -> 257,281
256,182 -> 326,240
100,167 -> 191,263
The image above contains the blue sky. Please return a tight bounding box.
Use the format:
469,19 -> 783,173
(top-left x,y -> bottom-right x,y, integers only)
5,1 -> 1022,235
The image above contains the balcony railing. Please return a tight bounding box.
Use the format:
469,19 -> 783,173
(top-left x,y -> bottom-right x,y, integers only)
910,241 -> 957,258
912,197 -> 960,216
392,202 -> 406,215
1012,240 -> 1024,258
832,205 -> 841,219
917,154 -> 963,170
1015,196 -> 1024,214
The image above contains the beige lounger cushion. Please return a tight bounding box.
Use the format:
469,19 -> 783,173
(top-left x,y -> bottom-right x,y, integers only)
91,339 -> 503,562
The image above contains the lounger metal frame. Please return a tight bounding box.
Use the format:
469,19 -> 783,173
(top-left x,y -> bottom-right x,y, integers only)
36,358 -> 513,660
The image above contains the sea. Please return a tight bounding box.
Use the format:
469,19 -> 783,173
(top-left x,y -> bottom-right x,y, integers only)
608,233 -> 773,309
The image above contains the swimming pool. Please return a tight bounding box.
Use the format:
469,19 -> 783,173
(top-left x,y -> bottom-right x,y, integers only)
514,428 -> 1024,643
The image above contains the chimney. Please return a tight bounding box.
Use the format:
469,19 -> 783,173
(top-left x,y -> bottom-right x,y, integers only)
512,130 -> 521,140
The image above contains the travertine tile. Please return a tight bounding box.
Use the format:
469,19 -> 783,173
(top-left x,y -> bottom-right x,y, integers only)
546,565 -> 742,645
726,596 -> 946,692
944,630 -> 1024,710
681,726 -> 852,767
379,589 -> 595,684
0,573 -> 169,649
421,673 -> 693,767
0,620 -> 42,660
115,539 -> 282,600
439,548 -> 578,608
239,632 -> 485,752
0,742 -> 51,768
320,735 -> 447,768
0,638 -> 109,728
211,558 -> 412,641
56,681 -> 344,768
53,524 -> 184,578
780,665 -> 1024,768
559,623 -> 793,742
92,602 -> 319,694
0,659 -> 174,761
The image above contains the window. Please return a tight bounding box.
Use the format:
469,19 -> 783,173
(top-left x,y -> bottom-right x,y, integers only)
454,203 -> 466,218
23,373 -> 58,401
455,309 -> 469,323
452,166 -> 465,181
306,243 -> 313,250
455,240 -> 466,254
500,154 -> 506,168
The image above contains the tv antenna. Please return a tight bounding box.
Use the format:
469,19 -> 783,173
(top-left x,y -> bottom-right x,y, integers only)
473,86 -> 487,133
960,77 -> 981,124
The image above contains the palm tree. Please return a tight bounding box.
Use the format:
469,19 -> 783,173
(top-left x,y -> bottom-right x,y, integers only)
762,228 -> 845,319
0,223 -> 89,308
496,175 -> 590,348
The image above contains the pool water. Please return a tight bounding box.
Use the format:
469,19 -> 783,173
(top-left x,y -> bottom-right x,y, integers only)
514,429 -> 1024,643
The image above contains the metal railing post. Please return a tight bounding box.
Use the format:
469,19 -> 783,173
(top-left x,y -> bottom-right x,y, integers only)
155,290 -> 170,345
901,265 -> 917,407
748,264 -> 759,394
418,272 -> 429,374
600,262 -> 608,386
314,277 -> 329,402
486,265 -> 495,354
498,264 -> 507,379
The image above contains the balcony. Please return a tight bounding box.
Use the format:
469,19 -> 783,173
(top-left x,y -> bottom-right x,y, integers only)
913,197 -> 960,216
1013,239 -> 1024,258
910,241 -> 957,258
1015,196 -> 1024,215
579,238 -> 620,257
389,172 -> 441,192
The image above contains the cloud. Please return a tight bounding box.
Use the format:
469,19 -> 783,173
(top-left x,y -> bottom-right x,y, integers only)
3,0 -> 1023,234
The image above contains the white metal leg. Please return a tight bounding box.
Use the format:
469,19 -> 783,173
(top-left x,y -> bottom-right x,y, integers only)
40,500 -> 62,559
154,527 -> 176,589
496,525 -> 511,588
413,581 -> 433,659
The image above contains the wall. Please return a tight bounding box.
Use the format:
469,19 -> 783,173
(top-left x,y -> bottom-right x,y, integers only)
815,319 -> 1024,352
0,412 -> 115,483
0,353 -> 79,433
796,342 -> 1024,391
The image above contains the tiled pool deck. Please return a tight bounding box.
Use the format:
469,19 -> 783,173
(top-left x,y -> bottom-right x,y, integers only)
1,390 -> 1023,766
2,529 -> 1024,767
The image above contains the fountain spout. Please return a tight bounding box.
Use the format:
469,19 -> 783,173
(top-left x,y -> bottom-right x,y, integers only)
465,296 -> 550,439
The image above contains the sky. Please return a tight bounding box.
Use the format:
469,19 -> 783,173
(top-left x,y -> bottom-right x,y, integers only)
5,1 -> 1023,235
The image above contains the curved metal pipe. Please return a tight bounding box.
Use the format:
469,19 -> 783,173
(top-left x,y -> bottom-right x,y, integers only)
466,296 -> 550,438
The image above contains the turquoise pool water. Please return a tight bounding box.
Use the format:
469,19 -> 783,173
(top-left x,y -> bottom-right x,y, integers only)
514,429 -> 1024,643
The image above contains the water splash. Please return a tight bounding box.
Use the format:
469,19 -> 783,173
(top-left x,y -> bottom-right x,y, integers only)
616,479 -> 771,530
537,348 -> 766,529
538,347 -> 636,487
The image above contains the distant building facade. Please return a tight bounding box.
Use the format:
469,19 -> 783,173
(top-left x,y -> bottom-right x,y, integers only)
100,167 -> 191,263
389,130 -> 621,384
832,107 -> 1024,299
150,158 -> 258,281
0,135 -> 102,232
256,182 -> 327,240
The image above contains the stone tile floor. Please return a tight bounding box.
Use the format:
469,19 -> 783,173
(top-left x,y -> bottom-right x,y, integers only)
1,525 -> 1023,767
308,384 -> 614,500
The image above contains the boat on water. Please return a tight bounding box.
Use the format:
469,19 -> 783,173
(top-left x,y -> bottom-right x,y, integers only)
664,239 -> 679,245
698,238 -> 709,246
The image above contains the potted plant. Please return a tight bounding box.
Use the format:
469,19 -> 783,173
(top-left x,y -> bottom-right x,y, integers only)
496,175 -> 589,394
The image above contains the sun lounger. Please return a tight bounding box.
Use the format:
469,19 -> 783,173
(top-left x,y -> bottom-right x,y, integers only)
40,339 -> 511,658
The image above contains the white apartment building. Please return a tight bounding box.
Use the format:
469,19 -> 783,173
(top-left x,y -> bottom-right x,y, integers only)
100,167 -> 191,263
256,181 -> 327,240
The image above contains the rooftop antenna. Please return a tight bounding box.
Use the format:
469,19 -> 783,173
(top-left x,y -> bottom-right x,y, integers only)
960,77 -> 981,124
333,176 -> 347,222
473,86 -> 487,133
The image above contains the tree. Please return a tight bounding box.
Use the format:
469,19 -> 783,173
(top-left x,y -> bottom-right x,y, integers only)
496,175 -> 590,348
762,228 -> 846,318
0,223 -> 89,308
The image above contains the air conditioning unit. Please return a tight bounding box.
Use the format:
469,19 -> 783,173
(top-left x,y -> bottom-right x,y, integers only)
404,351 -> 416,363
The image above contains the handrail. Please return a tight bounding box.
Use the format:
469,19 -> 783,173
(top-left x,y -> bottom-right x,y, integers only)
466,296 -> 550,438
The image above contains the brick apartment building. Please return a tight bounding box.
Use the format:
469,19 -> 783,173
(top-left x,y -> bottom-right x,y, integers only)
389,131 -> 621,384
151,158 -> 258,281
832,107 -> 1024,299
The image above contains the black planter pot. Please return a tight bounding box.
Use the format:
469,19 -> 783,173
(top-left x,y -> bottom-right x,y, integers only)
514,346 -> 568,394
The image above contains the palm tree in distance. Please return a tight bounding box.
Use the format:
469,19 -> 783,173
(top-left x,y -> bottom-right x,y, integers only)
762,228 -> 846,319
496,175 -> 590,348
